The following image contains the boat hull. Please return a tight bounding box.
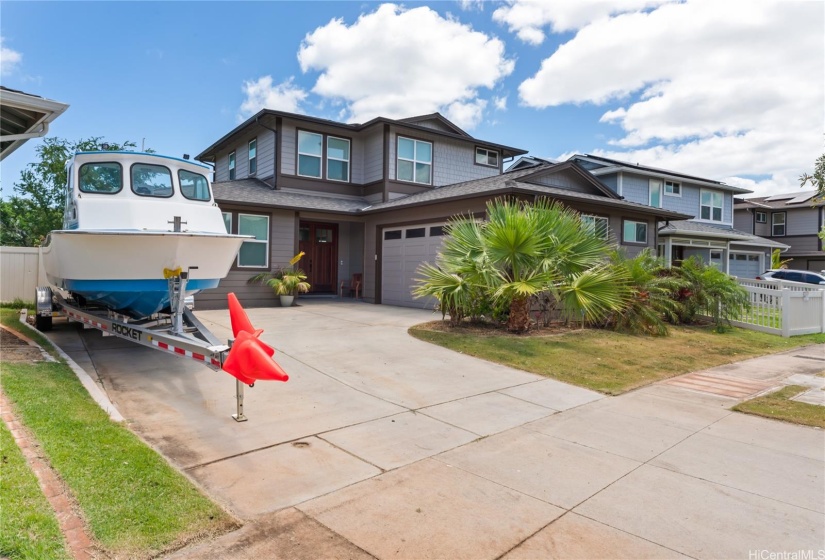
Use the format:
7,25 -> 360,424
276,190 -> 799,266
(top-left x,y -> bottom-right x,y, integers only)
43,230 -> 245,318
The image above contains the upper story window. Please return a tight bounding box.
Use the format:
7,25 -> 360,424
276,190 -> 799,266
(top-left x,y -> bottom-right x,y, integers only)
581,215 -> 609,240
475,147 -> 499,168
79,162 -> 122,194
297,131 -> 323,178
771,212 -> 786,236
623,219 -> 648,244
327,136 -> 350,182
755,211 -> 767,223
248,138 -> 257,175
664,180 -> 681,196
179,170 -> 210,201
132,163 -> 173,198
649,179 -> 662,208
397,136 -> 432,185
229,151 -> 236,180
700,189 -> 723,222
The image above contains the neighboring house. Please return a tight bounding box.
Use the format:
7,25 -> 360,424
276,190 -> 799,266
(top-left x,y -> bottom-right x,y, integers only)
565,154 -> 787,278
0,86 -> 69,160
734,190 -> 825,272
195,111 -> 687,309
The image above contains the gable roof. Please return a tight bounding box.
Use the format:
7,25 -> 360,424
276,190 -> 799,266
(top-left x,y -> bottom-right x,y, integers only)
518,161 -> 621,199
196,109 -> 527,162
506,155 -> 558,171
735,190 -> 824,210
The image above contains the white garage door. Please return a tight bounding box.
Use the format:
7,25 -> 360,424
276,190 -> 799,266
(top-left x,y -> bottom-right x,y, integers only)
382,223 -> 445,308
729,253 -> 762,278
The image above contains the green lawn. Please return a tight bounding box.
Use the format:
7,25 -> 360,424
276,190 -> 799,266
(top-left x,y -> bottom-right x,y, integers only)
0,309 -> 239,558
409,322 -> 825,395
734,385 -> 825,428
0,421 -> 70,560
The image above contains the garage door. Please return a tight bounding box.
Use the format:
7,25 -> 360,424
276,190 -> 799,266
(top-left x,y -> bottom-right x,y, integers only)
382,224 -> 445,308
807,260 -> 825,273
729,253 -> 761,278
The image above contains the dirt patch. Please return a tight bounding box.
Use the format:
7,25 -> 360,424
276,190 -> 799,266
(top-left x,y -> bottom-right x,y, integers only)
0,327 -> 47,363
412,319 -> 582,338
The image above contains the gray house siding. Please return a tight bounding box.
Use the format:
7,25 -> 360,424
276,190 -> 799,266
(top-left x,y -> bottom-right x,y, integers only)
363,129 -> 384,184
786,208 -> 820,235
599,174 -> 618,192
280,122 -> 296,176
214,128 -> 275,183
733,210 -> 753,232
619,174 -> 650,206
529,169 -> 600,193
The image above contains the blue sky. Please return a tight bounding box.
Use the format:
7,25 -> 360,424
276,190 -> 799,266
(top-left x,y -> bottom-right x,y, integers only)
2,1 -> 822,198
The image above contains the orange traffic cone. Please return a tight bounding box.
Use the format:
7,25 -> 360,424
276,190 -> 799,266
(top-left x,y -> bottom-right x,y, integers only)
228,293 -> 263,338
223,330 -> 289,383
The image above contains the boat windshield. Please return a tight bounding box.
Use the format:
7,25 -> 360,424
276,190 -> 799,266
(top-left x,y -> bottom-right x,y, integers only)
132,163 -> 173,198
79,162 -> 123,194
179,170 -> 211,201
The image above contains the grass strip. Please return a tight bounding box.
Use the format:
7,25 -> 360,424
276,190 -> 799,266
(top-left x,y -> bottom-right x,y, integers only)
0,420 -> 71,560
409,323 -> 825,395
0,310 -> 238,558
733,385 -> 825,428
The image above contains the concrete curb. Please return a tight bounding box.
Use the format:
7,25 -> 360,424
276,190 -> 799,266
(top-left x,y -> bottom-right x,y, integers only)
18,309 -> 125,423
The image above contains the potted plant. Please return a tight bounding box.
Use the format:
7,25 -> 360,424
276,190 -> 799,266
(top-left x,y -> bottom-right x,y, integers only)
249,252 -> 311,307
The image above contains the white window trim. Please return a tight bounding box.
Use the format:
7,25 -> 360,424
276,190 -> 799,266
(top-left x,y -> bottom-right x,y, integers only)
326,135 -> 351,183
623,219 -> 648,244
755,210 -> 767,223
649,179 -> 663,208
297,130 -> 323,179
699,188 -> 725,223
664,180 -> 681,197
248,138 -> 257,176
228,151 -> 236,180
475,147 -> 499,168
581,214 -> 609,240
237,213 -> 270,268
771,212 -> 786,237
396,136 -> 433,185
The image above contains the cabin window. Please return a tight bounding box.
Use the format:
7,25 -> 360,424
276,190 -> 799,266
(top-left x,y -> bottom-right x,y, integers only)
664,180 -> 681,196
397,136 -> 432,184
228,152 -> 236,180
78,162 -> 123,194
131,164 -> 173,198
622,220 -> 648,244
475,147 -> 499,167
248,138 -> 257,175
771,212 -> 786,236
297,131 -> 323,178
755,211 -> 767,223
326,136 -> 350,182
700,189 -> 724,222
179,170 -> 211,201
581,215 -> 609,240
237,214 -> 269,268
222,212 -> 232,234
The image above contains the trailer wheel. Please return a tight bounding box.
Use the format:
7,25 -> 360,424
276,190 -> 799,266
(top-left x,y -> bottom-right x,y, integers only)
35,313 -> 53,331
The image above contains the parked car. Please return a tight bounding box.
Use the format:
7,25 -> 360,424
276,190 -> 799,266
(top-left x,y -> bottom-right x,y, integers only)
756,269 -> 825,285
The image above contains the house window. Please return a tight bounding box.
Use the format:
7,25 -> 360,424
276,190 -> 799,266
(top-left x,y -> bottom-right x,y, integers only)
326,136 -> 350,182
623,220 -> 648,244
771,212 -> 786,236
237,213 -> 269,268
222,212 -> 232,234
228,152 -> 236,180
755,211 -> 767,223
248,138 -> 257,175
397,136 -> 432,184
475,147 -> 499,167
649,179 -> 662,208
700,189 -> 723,222
664,180 -> 681,196
581,215 -> 609,240
297,131 -> 323,178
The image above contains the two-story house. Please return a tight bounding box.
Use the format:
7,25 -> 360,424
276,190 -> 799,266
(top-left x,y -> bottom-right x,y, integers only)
734,190 -> 824,272
194,110 -> 687,309
561,155 -> 787,278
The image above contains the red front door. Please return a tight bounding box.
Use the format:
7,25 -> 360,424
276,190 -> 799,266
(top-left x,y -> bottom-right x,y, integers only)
298,222 -> 338,293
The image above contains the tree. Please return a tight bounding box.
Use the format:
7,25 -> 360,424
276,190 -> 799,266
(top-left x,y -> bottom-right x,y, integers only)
0,137 -> 137,246
799,152 -> 824,199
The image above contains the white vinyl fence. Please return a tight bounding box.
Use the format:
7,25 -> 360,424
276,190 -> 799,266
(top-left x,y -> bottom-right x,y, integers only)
731,278 -> 825,337
0,246 -> 46,303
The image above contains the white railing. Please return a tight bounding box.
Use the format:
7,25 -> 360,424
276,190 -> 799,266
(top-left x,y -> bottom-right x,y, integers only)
730,278 -> 825,337
0,246 -> 46,303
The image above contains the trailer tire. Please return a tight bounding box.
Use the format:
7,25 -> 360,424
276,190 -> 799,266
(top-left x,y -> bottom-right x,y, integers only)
35,313 -> 53,331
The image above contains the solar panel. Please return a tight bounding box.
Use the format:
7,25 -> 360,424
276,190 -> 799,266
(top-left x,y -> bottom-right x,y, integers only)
785,191 -> 817,205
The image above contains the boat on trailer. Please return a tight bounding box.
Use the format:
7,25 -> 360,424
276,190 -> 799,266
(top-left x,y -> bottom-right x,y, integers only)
36,151 -> 288,421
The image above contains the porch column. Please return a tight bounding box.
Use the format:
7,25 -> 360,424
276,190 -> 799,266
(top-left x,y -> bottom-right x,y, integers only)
724,241 -> 731,274
665,237 -> 673,268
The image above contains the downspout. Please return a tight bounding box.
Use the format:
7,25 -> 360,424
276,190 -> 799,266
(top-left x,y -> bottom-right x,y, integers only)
0,121 -> 49,142
255,116 -> 278,190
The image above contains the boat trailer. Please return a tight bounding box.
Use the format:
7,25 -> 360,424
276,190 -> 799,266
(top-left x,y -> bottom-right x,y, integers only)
35,271 -> 288,422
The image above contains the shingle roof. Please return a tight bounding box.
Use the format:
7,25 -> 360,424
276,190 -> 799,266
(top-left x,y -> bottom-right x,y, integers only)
735,190 -> 824,210
213,179 -> 369,213
659,220 -> 789,248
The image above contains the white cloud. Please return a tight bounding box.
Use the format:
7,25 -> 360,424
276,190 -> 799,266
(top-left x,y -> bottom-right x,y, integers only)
238,76 -> 308,120
522,0 -> 824,196
0,37 -> 22,76
493,95 -> 508,111
457,0 -> 485,11
297,3 -> 513,129
493,0 -> 671,45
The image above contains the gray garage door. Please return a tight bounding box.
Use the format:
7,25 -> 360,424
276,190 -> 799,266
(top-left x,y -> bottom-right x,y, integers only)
382,224 -> 445,308
729,253 -> 762,278
807,260 -> 825,273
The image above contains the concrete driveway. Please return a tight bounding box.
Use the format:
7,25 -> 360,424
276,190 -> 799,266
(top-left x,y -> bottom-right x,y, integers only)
46,300 -> 825,559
